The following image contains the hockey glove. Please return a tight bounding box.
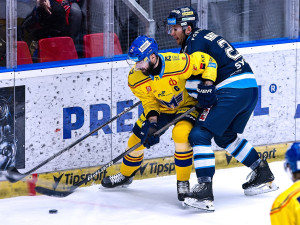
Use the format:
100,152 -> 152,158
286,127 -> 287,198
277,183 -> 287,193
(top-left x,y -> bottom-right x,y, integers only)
196,84 -> 217,108
140,120 -> 159,149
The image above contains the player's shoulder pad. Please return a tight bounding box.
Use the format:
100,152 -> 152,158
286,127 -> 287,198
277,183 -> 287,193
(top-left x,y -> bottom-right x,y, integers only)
190,29 -> 215,41
161,52 -> 190,74
128,69 -> 151,89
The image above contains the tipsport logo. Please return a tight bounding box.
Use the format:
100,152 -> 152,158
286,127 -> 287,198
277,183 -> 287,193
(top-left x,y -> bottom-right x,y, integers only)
51,161 -> 176,188
52,170 -> 108,188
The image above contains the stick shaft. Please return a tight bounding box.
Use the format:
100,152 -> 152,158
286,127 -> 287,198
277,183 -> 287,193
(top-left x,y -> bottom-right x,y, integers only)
6,101 -> 142,182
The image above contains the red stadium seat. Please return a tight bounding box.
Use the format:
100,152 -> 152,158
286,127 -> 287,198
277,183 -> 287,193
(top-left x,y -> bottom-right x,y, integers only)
83,33 -> 123,58
38,37 -> 78,63
17,41 -> 33,65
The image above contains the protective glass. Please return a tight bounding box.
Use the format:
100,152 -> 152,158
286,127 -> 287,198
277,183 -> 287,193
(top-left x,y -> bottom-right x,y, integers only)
167,25 -> 183,35
126,56 -> 150,71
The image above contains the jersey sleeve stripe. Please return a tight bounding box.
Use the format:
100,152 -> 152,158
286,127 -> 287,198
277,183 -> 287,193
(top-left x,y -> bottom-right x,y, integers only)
270,188 -> 300,215
128,77 -> 152,89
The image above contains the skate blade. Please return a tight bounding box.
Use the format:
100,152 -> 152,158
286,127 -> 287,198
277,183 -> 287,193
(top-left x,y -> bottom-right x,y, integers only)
244,181 -> 279,196
183,198 -> 215,212
99,183 -> 131,190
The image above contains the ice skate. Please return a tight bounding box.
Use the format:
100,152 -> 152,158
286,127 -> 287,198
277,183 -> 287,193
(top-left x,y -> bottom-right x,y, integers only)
101,172 -> 134,188
177,180 -> 190,201
243,160 -> 279,196
183,182 -> 215,212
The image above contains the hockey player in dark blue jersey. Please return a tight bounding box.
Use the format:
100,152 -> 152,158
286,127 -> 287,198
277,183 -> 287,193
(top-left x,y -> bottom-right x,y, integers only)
167,6 -> 278,211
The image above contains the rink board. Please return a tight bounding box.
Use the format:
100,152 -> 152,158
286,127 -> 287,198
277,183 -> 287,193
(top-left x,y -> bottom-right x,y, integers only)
0,142 -> 288,199
0,41 -> 299,199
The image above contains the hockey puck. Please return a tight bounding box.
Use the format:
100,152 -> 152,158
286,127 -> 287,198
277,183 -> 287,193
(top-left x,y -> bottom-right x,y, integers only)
49,209 -> 58,214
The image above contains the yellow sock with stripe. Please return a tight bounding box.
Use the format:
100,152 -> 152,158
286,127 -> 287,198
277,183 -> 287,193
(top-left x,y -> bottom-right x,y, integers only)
120,133 -> 145,176
174,150 -> 193,181
172,120 -> 193,181
120,153 -> 144,176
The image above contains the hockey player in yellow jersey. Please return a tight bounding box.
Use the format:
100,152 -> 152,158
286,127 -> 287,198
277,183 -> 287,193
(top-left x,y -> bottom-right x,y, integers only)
270,142 -> 300,225
101,35 -> 217,203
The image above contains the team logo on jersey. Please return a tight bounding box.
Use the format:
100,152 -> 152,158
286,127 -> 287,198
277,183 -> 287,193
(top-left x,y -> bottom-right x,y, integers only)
172,55 -> 180,61
200,63 -> 205,69
208,62 -> 217,68
165,56 -> 171,61
146,86 -> 152,93
169,78 -> 178,86
158,92 -> 183,109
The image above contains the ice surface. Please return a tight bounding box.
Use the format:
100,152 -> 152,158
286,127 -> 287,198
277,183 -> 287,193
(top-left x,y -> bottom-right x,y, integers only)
0,161 -> 290,225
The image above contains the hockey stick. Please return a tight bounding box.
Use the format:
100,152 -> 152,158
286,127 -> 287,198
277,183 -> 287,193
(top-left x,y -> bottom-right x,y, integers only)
35,106 -> 197,197
5,101 -> 142,183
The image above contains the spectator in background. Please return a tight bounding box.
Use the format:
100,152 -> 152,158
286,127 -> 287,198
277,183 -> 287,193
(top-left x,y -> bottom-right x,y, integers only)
19,0 -> 85,60
270,142 -> 300,225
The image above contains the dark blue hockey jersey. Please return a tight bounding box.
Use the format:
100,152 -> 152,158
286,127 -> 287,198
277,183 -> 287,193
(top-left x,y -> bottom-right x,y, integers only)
181,29 -> 257,98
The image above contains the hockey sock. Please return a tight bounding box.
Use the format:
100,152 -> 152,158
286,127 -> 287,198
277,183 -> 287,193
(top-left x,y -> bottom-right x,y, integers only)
174,150 -> 193,181
188,126 -> 215,178
193,145 -> 215,178
225,137 -> 260,168
172,120 -> 193,181
120,153 -> 144,176
120,133 -> 145,176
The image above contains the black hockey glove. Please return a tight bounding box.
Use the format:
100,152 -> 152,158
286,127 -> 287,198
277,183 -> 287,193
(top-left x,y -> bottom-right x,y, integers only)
196,84 -> 217,108
140,120 -> 159,149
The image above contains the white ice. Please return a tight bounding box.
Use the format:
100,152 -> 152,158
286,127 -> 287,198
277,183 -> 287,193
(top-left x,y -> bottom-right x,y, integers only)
0,161 -> 291,225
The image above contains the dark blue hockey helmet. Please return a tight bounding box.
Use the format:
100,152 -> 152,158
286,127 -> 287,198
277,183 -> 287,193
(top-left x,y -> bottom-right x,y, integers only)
167,6 -> 198,29
284,142 -> 300,173
128,35 -> 158,62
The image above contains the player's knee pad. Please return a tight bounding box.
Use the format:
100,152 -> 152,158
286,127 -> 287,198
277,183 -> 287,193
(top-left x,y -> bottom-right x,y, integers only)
172,120 -> 193,152
188,126 -> 212,146
214,133 -> 237,149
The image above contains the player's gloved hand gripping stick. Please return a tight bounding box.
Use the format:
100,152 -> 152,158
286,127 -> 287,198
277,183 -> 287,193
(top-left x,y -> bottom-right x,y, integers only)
140,120 -> 159,149
35,106 -> 197,197
5,101 -> 142,183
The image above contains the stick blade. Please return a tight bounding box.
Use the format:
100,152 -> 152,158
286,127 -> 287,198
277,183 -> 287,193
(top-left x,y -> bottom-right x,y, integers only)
35,186 -> 74,198
5,167 -> 27,183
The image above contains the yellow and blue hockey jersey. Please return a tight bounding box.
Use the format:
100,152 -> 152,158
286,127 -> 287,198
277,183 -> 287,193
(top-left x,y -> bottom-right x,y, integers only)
128,52 -> 217,117
270,180 -> 300,225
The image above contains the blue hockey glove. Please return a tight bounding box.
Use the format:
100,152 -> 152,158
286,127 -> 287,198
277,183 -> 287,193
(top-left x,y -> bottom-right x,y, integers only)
140,120 -> 159,149
196,84 -> 217,108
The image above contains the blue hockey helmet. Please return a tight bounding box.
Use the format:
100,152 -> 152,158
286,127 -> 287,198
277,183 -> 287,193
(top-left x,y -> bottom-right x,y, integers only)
128,35 -> 158,62
167,6 -> 198,29
285,142 -> 300,173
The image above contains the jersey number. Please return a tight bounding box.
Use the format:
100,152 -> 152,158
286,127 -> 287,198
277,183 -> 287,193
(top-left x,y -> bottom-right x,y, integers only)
217,39 -> 242,61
